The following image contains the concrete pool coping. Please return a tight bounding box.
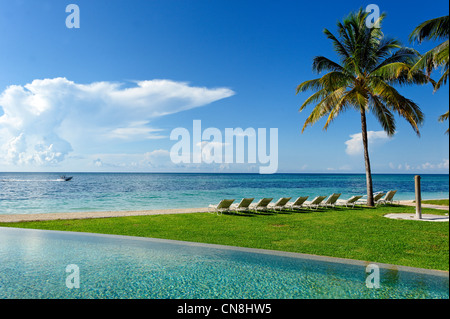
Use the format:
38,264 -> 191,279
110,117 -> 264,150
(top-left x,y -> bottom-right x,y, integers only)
1,226 -> 448,279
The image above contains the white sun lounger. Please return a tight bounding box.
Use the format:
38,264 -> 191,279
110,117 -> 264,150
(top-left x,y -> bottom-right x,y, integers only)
208,199 -> 235,215
285,196 -> 309,210
337,195 -> 363,208
320,193 -> 342,208
230,198 -> 255,212
356,192 -> 386,205
377,190 -> 398,205
268,197 -> 292,211
249,198 -> 273,211
304,196 -> 327,209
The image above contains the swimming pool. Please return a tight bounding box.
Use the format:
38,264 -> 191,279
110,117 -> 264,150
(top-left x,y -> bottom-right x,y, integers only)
0,227 -> 448,299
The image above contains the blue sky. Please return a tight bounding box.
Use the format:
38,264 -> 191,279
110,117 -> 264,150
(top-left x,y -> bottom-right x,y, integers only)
0,0 -> 448,173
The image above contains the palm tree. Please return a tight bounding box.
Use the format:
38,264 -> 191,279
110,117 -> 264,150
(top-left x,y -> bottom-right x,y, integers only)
439,111 -> 449,134
410,15 -> 449,133
296,9 -> 429,206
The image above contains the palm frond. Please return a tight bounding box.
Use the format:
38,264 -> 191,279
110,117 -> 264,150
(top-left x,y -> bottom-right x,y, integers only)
433,39 -> 450,65
373,38 -> 403,63
298,71 -> 353,113
410,40 -> 449,77
439,110 -> 449,122
373,47 -> 420,72
312,56 -> 343,73
438,110 -> 449,134
323,28 -> 350,60
369,94 -> 396,135
319,71 -> 352,89
434,67 -> 449,91
410,48 -> 439,76
298,89 -> 327,112
409,15 -> 449,44
301,87 -> 348,132
296,78 -> 323,94
372,62 -> 431,87
371,62 -> 412,79
323,89 -> 352,130
370,79 -> 424,135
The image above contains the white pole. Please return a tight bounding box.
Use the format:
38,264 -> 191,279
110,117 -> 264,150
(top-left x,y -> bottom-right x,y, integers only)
415,175 -> 422,219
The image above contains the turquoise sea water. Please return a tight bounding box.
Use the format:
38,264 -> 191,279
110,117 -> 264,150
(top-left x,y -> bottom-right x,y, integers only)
0,173 -> 448,215
0,228 -> 448,299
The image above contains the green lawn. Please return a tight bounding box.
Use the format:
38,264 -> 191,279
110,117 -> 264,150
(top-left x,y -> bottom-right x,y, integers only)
1,205 -> 448,271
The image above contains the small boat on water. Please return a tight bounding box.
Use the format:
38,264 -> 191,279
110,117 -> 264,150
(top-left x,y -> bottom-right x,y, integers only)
58,175 -> 73,182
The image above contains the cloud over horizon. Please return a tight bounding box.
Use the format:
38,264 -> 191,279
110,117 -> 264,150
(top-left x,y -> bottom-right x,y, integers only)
0,77 -> 235,167
345,131 -> 390,156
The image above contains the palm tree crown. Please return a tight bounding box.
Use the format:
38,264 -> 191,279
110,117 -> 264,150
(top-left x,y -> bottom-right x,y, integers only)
410,15 -> 449,133
410,15 -> 449,90
297,9 -> 429,206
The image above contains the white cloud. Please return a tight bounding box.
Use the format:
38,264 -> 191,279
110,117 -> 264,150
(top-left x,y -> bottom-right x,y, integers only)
419,159 -> 449,170
0,131 -> 72,166
421,162 -> 433,169
91,149 -> 172,169
345,131 -> 390,155
141,149 -> 171,167
93,158 -> 103,167
86,148 -> 267,173
389,159 -> 449,172
196,141 -> 228,163
0,77 -> 234,166
437,159 -> 449,169
325,165 -> 351,171
105,122 -> 166,140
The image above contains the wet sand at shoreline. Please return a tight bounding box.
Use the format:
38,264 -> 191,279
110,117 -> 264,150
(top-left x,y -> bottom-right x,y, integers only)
0,207 -> 210,223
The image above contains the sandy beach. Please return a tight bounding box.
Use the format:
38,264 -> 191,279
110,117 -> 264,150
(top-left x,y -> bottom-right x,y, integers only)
394,200 -> 449,210
0,207 -> 209,223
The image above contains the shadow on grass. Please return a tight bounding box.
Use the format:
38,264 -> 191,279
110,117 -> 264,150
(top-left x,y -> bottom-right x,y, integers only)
222,210 -> 276,217
221,205 -> 374,217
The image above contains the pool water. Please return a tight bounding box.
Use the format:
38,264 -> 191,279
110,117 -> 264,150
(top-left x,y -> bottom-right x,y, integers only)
0,227 -> 448,299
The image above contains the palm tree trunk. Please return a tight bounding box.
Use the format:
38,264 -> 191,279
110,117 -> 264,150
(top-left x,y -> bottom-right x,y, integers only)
360,108 -> 375,207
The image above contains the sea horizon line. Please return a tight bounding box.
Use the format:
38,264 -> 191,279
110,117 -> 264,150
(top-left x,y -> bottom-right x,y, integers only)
1,171 -> 449,175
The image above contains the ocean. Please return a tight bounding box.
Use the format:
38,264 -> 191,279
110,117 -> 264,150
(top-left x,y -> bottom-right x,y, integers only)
0,173 -> 448,215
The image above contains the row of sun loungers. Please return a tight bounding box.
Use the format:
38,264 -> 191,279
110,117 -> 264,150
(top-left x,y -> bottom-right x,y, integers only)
208,190 -> 399,214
